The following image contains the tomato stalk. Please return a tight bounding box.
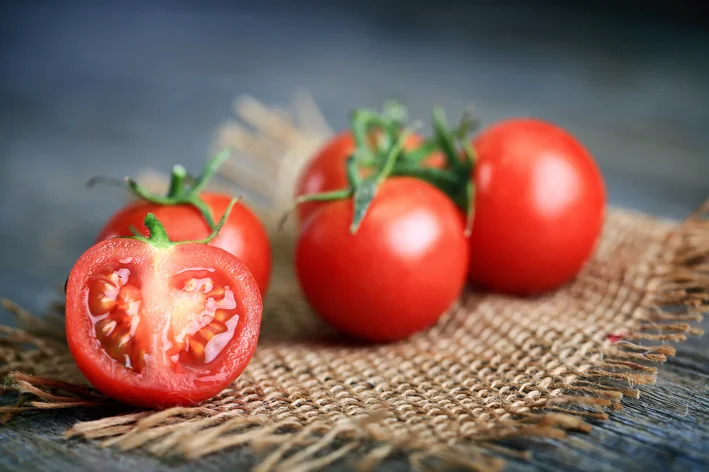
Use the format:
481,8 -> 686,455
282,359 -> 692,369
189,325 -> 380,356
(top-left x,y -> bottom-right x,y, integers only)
349,101 -> 408,167
403,109 -> 476,165
282,130 -> 410,233
349,128 -> 412,233
398,107 -> 477,235
89,150 -> 234,230
124,196 -> 240,249
287,101 -> 479,234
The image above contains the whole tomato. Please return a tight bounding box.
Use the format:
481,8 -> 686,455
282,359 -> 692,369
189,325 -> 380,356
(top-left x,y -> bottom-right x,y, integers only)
295,130 -> 444,224
295,177 -> 469,342
66,208 -> 262,408
94,154 -> 272,296
468,118 -> 606,295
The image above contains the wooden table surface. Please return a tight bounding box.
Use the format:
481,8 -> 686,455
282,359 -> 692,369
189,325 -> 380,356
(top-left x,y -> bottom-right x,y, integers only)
1,2 -> 708,471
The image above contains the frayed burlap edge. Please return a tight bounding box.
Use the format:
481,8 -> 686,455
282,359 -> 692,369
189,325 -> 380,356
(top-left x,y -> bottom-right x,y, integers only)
1,199 -> 706,472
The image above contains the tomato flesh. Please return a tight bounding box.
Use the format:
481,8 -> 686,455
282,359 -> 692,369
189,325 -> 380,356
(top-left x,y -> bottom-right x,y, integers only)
165,268 -> 240,367
88,262 -> 146,372
66,239 -> 262,408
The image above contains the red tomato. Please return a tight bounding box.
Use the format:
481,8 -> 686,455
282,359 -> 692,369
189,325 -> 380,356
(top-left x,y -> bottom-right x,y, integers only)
295,131 -> 444,224
97,193 -> 272,296
295,177 -> 469,342
65,237 -> 262,408
468,118 -> 606,295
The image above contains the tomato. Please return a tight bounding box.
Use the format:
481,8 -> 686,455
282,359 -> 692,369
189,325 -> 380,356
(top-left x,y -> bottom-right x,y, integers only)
295,131 -> 444,224
97,193 -> 272,296
295,177 -> 469,342
468,118 -> 606,295
66,217 -> 262,409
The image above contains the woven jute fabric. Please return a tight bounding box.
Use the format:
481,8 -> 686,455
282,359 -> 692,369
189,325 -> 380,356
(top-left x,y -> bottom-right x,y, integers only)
1,96 -> 707,471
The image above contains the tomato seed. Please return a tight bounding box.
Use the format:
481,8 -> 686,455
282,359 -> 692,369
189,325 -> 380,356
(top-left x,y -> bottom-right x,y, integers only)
88,265 -> 145,373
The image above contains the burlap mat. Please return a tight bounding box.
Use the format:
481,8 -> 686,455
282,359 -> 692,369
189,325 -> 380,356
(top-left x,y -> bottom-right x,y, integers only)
1,95 -> 707,472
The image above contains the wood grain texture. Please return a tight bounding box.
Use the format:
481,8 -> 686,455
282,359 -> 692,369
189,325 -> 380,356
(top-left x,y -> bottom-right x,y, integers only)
1,2 -> 708,471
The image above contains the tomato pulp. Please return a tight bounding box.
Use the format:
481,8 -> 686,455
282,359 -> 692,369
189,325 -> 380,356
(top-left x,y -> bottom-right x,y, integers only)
65,238 -> 262,408
295,177 -> 469,342
468,118 -> 606,294
97,193 -> 272,296
295,131 -> 444,224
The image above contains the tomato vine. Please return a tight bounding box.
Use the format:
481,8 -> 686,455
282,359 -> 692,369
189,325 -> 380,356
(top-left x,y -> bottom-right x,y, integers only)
88,150 -> 234,230
288,101 -> 480,235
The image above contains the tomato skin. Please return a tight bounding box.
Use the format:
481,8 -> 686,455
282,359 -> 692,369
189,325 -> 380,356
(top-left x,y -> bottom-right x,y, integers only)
468,118 -> 606,295
295,131 -> 444,224
295,177 -> 469,342
65,239 -> 262,408
97,192 -> 272,296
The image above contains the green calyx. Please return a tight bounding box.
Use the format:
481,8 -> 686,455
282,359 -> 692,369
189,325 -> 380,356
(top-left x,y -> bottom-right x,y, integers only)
124,197 -> 240,249
288,100 -> 480,235
349,127 -> 412,233
407,107 -> 477,235
88,149 -> 233,230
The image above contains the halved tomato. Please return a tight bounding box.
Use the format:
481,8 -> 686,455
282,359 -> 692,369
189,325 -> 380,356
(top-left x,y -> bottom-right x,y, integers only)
65,223 -> 262,408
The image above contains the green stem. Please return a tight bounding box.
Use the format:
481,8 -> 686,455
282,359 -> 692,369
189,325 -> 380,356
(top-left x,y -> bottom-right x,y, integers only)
453,109 -> 480,140
349,129 -> 411,233
85,176 -> 127,189
349,104 -> 409,166
282,100 -> 477,237
350,109 -> 374,153
142,214 -> 172,248
462,140 -> 478,168
382,100 -> 408,127
190,149 -> 232,195
346,155 -> 362,189
401,138 -> 439,164
89,149 -> 234,231
351,109 -> 389,136
167,165 -> 188,198
391,165 -> 461,187
376,129 -> 411,185
185,197 -> 240,245
432,107 -> 465,174
277,188 -> 353,231
123,197 -> 241,249
125,178 -> 174,205
296,188 -> 353,204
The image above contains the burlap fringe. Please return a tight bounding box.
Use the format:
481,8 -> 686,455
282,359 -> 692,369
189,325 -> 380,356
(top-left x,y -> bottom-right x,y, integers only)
1,95 -> 707,470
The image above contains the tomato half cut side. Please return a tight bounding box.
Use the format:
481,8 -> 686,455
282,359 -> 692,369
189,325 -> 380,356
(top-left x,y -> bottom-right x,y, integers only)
65,238 -> 262,409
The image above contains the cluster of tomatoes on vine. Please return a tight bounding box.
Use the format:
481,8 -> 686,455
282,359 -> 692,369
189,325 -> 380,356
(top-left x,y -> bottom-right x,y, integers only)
64,101 -> 605,409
